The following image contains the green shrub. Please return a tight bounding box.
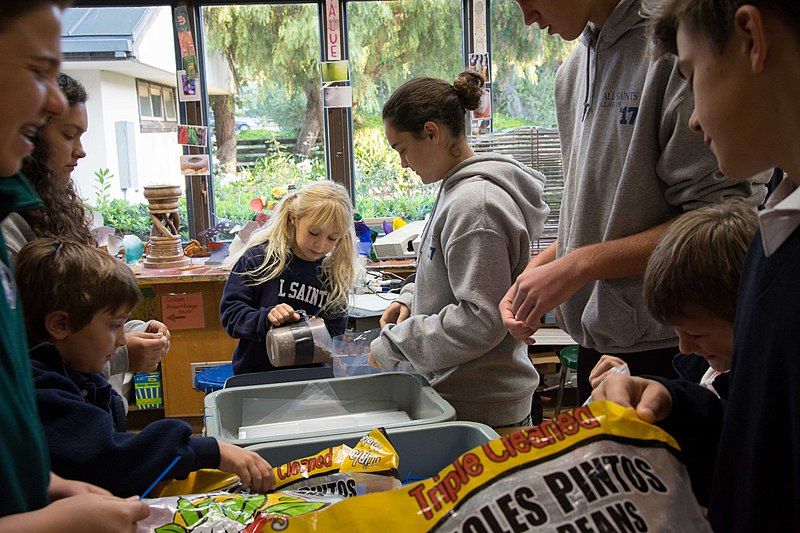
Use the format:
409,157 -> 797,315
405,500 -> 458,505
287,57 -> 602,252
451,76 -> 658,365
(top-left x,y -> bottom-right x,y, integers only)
493,113 -> 535,131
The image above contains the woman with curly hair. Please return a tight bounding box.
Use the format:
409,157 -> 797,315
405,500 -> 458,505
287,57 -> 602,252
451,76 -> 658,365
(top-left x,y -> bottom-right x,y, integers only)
1,73 -> 170,407
3,72 -> 93,249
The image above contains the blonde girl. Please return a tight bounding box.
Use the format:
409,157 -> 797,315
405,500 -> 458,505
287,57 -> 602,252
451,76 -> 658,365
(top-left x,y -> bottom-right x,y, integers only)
220,180 -> 357,375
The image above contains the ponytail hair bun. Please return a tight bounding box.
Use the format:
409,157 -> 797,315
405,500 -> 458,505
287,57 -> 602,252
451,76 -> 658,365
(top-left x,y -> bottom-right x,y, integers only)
452,70 -> 484,112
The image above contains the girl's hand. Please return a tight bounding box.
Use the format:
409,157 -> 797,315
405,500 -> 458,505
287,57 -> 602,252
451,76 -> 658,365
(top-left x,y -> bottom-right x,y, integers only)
368,353 -> 383,368
379,302 -> 410,327
268,303 -> 301,327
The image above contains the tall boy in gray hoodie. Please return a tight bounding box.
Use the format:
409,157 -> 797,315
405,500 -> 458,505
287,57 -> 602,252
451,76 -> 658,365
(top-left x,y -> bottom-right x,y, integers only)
370,72 -> 549,427
502,0 -> 767,402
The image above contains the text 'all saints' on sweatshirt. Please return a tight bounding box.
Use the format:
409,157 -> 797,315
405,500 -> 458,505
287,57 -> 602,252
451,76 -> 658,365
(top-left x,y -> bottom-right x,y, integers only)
554,0 -> 768,353
220,248 -> 347,375
370,153 -> 549,427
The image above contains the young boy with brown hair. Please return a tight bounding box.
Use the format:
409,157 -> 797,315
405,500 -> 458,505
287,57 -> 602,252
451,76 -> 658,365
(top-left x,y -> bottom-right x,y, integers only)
593,0 -> 800,529
590,200 -> 758,398
16,238 -> 275,497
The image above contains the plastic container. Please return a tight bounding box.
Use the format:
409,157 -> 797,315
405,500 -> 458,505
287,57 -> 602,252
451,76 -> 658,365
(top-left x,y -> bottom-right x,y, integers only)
204,372 -> 456,447
246,422 -> 499,483
332,329 -> 414,377
266,314 -> 333,367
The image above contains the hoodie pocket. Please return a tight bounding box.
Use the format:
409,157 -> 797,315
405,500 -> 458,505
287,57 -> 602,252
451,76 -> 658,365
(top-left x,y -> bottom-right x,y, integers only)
580,278 -> 644,349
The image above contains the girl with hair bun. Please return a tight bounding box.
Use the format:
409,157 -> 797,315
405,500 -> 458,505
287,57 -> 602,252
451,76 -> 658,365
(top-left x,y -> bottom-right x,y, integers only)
371,71 -> 550,429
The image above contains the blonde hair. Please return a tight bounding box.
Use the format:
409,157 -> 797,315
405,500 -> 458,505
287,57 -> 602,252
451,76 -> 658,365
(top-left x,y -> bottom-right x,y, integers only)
16,238 -> 141,341
644,200 -> 758,324
226,180 -> 357,315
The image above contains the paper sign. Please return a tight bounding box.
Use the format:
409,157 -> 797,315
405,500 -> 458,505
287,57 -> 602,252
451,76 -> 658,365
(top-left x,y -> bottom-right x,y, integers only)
177,70 -> 201,102
472,88 -> 492,119
180,154 -> 210,175
473,0 -> 488,54
326,0 -> 341,60
468,52 -> 490,83
161,293 -> 205,330
322,86 -> 352,108
321,60 -> 349,82
178,125 -> 208,146
174,6 -> 198,78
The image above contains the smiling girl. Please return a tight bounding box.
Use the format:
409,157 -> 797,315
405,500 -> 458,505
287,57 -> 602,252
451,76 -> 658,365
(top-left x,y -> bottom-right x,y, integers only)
220,181 -> 356,375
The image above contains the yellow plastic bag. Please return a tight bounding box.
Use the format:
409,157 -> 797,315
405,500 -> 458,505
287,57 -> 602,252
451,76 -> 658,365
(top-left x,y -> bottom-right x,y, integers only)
156,469 -> 240,497
249,402 -> 711,532
272,427 -> 399,490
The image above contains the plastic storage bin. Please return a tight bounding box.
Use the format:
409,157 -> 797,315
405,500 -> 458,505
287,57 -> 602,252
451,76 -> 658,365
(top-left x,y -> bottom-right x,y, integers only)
204,373 -> 456,447
246,422 -> 499,483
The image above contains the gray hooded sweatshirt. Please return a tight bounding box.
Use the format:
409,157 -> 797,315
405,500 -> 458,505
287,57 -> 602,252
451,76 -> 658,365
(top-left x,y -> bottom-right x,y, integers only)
554,0 -> 767,353
370,153 -> 549,426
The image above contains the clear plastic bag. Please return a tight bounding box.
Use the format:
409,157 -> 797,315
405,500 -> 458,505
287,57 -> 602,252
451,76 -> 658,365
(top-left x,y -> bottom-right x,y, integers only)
332,329 -> 415,377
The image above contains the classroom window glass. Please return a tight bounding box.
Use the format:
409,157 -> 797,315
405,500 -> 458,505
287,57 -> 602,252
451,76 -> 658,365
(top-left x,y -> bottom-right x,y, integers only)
347,0 -> 464,221
61,6 -> 184,240
201,3 -> 326,230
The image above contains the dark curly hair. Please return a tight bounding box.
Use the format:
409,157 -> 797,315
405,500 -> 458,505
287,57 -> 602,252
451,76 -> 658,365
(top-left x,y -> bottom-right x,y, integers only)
382,70 -> 485,138
21,73 -> 94,245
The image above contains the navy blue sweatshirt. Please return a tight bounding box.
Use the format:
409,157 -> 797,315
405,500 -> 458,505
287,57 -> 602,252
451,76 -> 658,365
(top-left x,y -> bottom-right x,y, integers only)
220,245 -> 347,375
655,227 -> 800,531
30,343 -> 220,497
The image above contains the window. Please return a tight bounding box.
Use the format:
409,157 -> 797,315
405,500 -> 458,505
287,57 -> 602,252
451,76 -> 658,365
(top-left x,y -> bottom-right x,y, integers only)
61,6 -> 184,240
487,3 -> 577,252
202,3 -> 325,229
348,0 -> 464,221
136,80 -> 178,132
163,88 -> 177,121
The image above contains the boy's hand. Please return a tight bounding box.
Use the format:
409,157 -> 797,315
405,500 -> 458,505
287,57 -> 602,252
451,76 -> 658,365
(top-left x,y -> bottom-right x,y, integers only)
218,441 -> 275,493
589,355 -> 626,389
379,302 -> 410,327
49,472 -> 111,500
499,292 -> 536,344
591,375 -> 672,424
268,304 -> 301,327
506,256 -> 586,331
45,493 -> 149,532
126,331 -> 168,372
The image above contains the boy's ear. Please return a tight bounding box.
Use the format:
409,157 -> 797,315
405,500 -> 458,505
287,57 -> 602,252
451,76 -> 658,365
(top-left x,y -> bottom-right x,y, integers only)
734,5 -> 768,74
44,311 -> 71,341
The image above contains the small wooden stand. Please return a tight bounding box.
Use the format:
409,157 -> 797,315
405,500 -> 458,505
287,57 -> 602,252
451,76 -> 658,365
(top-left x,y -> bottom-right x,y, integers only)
143,185 -> 190,269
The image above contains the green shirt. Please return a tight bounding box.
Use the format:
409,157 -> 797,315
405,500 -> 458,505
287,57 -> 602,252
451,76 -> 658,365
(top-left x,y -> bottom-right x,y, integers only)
0,174 -> 49,516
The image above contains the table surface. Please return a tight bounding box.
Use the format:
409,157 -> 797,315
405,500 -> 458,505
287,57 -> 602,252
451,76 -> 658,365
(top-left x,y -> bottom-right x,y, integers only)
135,262 -> 228,284
348,292 -> 399,317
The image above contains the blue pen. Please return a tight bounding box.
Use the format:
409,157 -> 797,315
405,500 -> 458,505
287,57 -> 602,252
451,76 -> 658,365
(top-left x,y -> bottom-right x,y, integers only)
140,455 -> 182,499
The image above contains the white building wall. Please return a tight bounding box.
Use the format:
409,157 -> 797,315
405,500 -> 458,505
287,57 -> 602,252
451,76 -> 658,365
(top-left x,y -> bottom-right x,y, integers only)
135,8 -> 177,74
65,69 -> 183,204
